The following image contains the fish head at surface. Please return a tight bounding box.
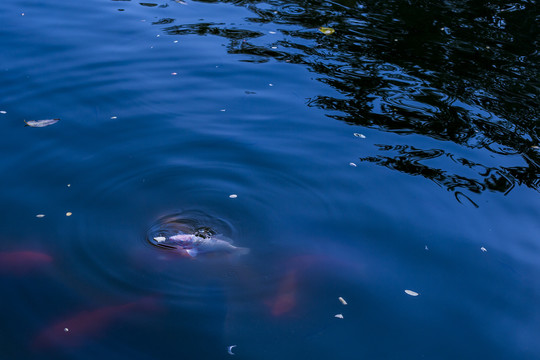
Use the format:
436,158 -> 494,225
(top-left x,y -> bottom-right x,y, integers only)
146,211 -> 246,259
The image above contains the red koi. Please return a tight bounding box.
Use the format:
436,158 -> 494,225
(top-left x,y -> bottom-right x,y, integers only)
266,269 -> 298,317
33,296 -> 160,349
0,251 -> 53,275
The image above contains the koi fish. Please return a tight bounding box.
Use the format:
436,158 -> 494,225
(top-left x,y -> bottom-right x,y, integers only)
265,269 -> 298,317
0,251 -> 53,275
163,234 -> 249,258
33,296 -> 160,349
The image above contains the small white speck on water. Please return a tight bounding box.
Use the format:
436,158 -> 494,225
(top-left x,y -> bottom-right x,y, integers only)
21,13 -> 25,16
349,162 -> 357,167
156,34 -> 160,37
269,83 -> 274,87
425,245 -> 429,250
405,289 -> 419,296
36,214 -> 45,218
481,246 -> 487,252
338,297 -> 347,305
0,111 -> 6,114
111,116 -> 117,119
171,72 -> 178,75
66,212 -> 72,217
269,31 -> 276,34
154,236 -> 166,242
64,328 -> 69,332
334,314 -> 344,319
353,133 -> 366,138
220,109 -> 226,112
229,194 -> 237,198
174,40 -> 178,43
271,46 -> 277,49
67,184 -> 71,187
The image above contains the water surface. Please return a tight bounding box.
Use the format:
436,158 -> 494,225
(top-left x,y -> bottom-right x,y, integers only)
0,0 -> 538,359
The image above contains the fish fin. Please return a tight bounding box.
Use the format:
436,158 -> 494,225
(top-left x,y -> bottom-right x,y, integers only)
235,247 -> 250,256
186,248 -> 198,257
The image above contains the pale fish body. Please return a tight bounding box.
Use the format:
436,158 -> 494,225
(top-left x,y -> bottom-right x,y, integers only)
167,234 -> 249,258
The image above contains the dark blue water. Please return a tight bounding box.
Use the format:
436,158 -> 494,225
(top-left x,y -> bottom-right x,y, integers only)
0,0 -> 538,359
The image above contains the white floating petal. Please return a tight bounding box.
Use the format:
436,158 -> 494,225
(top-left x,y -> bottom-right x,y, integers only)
154,236 -> 166,242
24,118 -> 60,127
404,289 -> 419,296
334,313 -> 344,319
338,297 -> 347,305
481,247 -> 487,252
36,214 -> 45,218
229,194 -> 237,198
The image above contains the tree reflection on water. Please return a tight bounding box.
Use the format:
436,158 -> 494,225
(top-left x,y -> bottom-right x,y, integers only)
136,0 -> 539,198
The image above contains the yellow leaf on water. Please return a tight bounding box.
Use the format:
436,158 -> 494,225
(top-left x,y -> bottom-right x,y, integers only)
319,27 -> 335,35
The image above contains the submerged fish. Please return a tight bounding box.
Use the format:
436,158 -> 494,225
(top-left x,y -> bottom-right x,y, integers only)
165,234 -> 249,258
0,251 -> 53,275
33,296 -> 160,349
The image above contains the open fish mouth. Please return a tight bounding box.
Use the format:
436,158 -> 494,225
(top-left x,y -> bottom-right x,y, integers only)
146,210 -> 234,250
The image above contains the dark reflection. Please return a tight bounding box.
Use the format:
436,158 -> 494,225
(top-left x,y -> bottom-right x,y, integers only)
136,0 -> 538,197
359,143 -> 537,196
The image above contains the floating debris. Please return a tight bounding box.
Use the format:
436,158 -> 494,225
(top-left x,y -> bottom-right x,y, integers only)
64,328 -> 69,332
220,109 -> 226,112
353,133 -> 366,138
268,83 -> 274,87
66,212 -> 72,217
67,184 -> 71,187
531,145 -> 539,149
154,236 -> 166,243
0,111 -> 6,114
229,194 -> 238,198
36,214 -> 45,218
334,313 -> 344,319
173,40 -> 178,43
24,118 -> 60,128
175,0 -> 187,4
338,297 -> 347,305
404,289 -> 419,296
319,27 -> 335,35
110,116 -> 117,119
349,162 -> 357,167
269,31 -> 276,34
171,72 -> 178,75
425,245 -> 429,251
481,246 -> 487,252
227,345 -> 237,355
